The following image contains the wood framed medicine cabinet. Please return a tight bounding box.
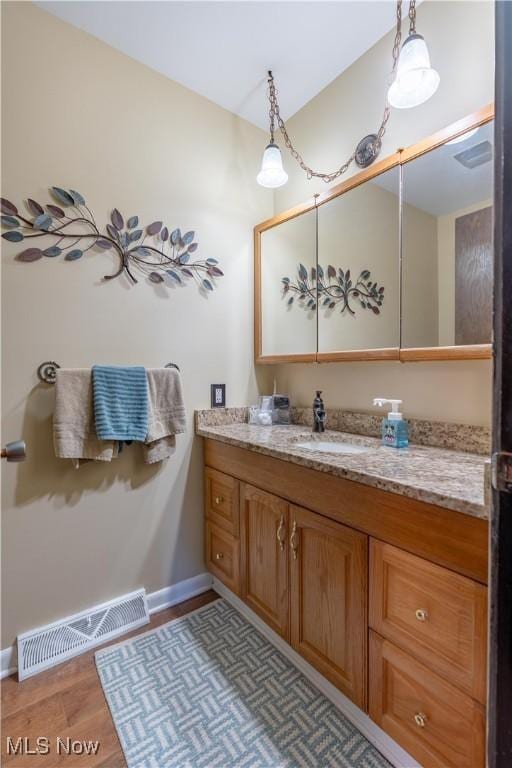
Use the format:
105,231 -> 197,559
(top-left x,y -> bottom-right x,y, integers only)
254,104 -> 494,364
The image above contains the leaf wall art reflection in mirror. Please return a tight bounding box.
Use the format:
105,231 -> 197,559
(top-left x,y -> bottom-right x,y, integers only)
1,190 -> 224,292
282,264 -> 384,316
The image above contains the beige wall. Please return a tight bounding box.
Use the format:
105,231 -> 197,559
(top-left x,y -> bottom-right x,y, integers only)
274,359 -> 491,424
1,2 -> 272,647
271,0 -> 494,425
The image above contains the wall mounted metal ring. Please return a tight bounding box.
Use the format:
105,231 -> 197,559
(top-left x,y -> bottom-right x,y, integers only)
355,134 -> 382,168
37,361 -> 61,384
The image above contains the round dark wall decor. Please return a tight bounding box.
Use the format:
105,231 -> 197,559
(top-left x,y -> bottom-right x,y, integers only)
355,134 -> 382,168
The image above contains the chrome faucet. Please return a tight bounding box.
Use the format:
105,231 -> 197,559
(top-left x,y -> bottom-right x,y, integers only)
312,391 -> 326,433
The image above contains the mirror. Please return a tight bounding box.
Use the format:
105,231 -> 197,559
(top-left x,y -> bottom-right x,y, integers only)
254,107 -> 493,364
401,120 -> 494,352
259,208 -> 317,359
317,166 -> 400,358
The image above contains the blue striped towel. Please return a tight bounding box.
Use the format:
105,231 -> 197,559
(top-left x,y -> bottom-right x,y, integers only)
92,366 -> 148,442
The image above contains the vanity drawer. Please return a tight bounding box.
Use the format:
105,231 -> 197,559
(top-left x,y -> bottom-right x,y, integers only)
369,632 -> 485,768
369,540 -> 487,703
205,468 -> 239,536
205,522 -> 240,595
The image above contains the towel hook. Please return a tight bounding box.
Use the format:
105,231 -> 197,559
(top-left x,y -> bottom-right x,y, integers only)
37,360 -> 179,384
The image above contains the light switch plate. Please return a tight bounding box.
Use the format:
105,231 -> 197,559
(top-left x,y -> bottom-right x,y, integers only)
211,384 -> 226,408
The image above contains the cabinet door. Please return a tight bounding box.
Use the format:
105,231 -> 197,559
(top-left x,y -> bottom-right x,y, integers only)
289,505 -> 368,709
240,484 -> 289,638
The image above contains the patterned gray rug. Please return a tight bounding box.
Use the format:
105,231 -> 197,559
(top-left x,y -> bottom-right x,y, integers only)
96,599 -> 391,768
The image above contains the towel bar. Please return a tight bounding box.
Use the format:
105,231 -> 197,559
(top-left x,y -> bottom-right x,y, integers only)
37,360 -> 180,384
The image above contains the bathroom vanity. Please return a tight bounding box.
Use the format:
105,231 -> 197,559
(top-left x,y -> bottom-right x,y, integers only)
198,414 -> 489,768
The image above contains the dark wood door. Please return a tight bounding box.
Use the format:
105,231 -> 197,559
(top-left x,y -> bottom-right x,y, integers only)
289,505 -> 367,709
488,3 -> 512,766
240,483 -> 289,638
455,206 -> 493,345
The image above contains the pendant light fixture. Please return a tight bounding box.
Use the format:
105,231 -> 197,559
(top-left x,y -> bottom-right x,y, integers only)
256,142 -> 288,188
256,71 -> 288,189
257,0 -> 440,188
256,139 -> 288,188
387,0 -> 439,108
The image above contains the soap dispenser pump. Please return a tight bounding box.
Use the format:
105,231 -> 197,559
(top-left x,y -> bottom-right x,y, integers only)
373,397 -> 409,448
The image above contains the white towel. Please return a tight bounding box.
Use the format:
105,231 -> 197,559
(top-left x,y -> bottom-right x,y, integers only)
143,368 -> 186,464
53,369 -> 118,465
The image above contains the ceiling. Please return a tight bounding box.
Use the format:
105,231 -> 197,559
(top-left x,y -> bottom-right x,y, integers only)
374,122 -> 494,217
36,1 -> 399,130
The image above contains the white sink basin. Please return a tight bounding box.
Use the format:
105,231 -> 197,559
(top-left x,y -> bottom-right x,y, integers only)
294,440 -> 370,455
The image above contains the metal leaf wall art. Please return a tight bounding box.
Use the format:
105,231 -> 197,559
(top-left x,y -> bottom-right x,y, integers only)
1,188 -> 224,291
282,264 -> 385,315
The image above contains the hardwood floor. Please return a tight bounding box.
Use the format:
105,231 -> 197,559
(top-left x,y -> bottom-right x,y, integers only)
1,590 -> 219,767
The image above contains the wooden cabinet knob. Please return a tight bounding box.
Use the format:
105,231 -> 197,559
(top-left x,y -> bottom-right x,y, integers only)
414,712 -> 427,728
415,609 -> 428,622
214,495 -> 224,505
215,552 -> 224,560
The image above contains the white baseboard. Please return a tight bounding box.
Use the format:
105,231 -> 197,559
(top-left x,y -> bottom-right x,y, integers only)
1,646 -> 17,680
146,572 -> 213,615
1,572 -> 213,680
213,577 -> 421,768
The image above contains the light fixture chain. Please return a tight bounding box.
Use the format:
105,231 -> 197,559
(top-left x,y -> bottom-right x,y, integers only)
409,0 -> 417,35
266,0 -> 404,184
377,0 -> 403,142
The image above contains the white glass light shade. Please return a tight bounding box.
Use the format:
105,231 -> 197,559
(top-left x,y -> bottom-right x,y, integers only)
387,34 -> 440,109
257,143 -> 288,188
446,127 -> 480,146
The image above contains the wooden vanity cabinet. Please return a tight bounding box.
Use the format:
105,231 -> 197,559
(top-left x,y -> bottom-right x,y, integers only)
240,484 -> 289,638
203,441 -> 489,768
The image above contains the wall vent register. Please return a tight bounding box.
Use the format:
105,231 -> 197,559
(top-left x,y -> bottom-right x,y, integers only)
16,589 -> 149,680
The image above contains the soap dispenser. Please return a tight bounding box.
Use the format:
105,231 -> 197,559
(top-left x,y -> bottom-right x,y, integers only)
373,398 -> 409,448
312,391 -> 326,433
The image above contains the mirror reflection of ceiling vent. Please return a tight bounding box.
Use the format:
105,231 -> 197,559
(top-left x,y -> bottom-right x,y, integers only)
453,140 -> 493,169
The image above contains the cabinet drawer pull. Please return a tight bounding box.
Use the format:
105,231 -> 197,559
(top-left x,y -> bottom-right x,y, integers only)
415,609 -> 428,622
413,712 -> 427,728
215,552 -> 224,560
277,515 -> 286,551
290,520 -> 298,560
214,495 -> 224,505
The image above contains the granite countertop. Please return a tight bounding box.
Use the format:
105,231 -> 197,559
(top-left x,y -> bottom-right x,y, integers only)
196,422 -> 489,520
